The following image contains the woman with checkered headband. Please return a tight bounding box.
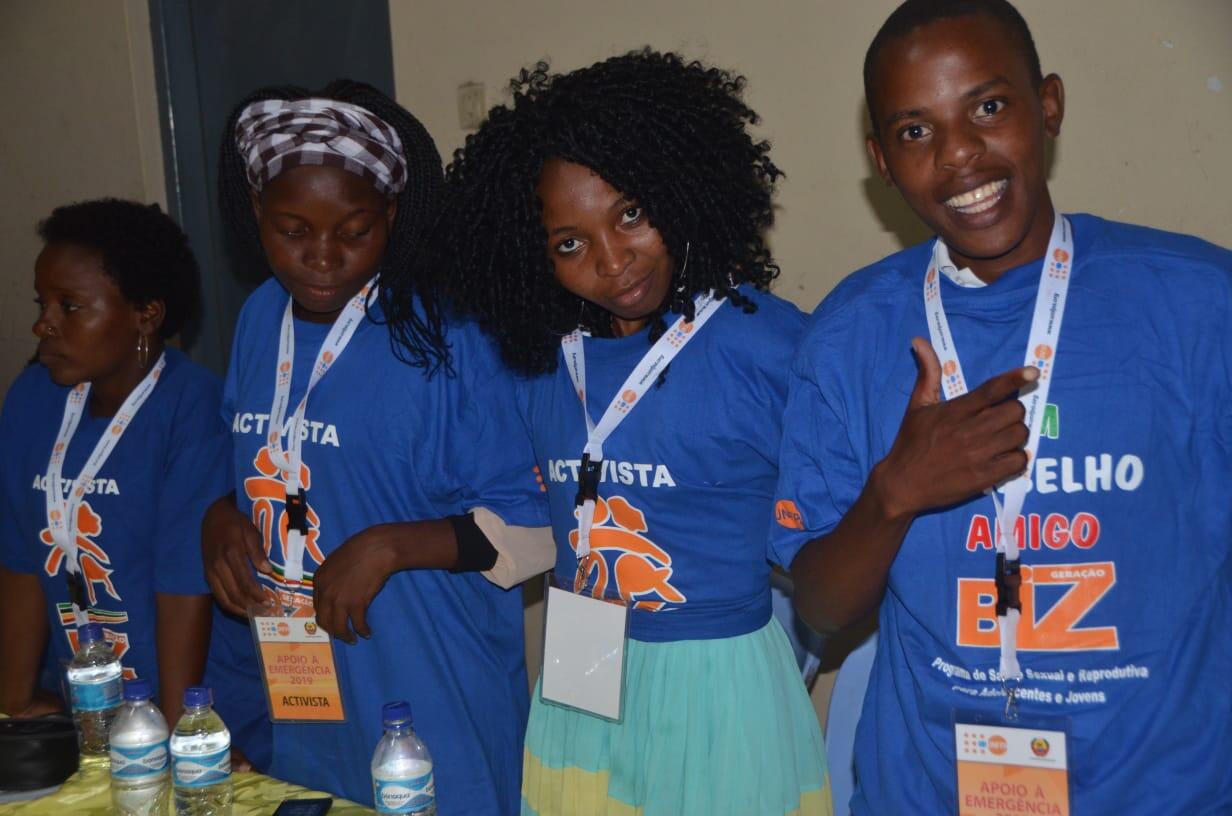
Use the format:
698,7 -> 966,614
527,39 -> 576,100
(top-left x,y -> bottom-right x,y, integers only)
203,79 -> 551,813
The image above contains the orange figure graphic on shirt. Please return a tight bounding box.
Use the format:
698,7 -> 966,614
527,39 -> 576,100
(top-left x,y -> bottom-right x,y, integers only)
41,501 -> 120,605
245,446 -> 325,570
569,495 -> 686,611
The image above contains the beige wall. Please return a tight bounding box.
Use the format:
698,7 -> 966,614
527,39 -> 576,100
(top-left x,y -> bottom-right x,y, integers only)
390,0 -> 1232,313
0,0 -> 165,392
3,0 -> 1227,382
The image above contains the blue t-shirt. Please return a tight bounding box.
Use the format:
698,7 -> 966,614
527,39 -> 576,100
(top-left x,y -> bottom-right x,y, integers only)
223,279 -> 547,813
0,349 -> 265,753
773,215 -> 1232,815
522,287 -> 805,642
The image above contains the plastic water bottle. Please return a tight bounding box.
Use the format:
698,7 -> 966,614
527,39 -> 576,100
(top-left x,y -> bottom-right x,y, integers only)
66,622 -> 123,756
169,686 -> 232,815
111,678 -> 170,816
371,701 -> 436,814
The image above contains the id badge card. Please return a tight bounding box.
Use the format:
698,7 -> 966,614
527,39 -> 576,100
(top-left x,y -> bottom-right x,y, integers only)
954,710 -> 1071,816
250,598 -> 346,723
540,575 -> 629,722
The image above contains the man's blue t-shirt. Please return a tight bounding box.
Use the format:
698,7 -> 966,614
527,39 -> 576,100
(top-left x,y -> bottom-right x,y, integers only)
0,348 -> 268,763
223,279 -> 547,813
773,215 -> 1232,815
521,287 -> 806,642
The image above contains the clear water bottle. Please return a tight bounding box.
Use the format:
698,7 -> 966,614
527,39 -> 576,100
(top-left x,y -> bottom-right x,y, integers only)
66,622 -> 123,756
111,678 -> 170,816
169,686 -> 232,816
371,701 -> 436,815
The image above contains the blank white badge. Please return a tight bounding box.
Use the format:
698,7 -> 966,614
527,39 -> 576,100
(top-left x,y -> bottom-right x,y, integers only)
541,585 -> 629,721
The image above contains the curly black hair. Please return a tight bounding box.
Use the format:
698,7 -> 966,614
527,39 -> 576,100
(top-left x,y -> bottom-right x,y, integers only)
37,198 -> 200,338
218,79 -> 449,372
393,49 -> 783,376
864,0 -> 1043,135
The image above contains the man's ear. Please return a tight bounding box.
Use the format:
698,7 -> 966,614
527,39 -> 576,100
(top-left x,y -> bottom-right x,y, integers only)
867,135 -> 895,188
1040,73 -> 1065,139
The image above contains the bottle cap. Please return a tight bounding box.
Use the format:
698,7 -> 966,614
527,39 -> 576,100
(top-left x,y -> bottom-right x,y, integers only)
123,678 -> 152,702
77,623 -> 103,645
382,701 -> 412,727
183,686 -> 212,708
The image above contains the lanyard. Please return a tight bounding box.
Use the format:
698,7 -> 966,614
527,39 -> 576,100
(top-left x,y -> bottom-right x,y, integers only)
560,292 -> 725,587
923,215 -> 1073,702
45,352 -> 167,627
267,279 -> 375,591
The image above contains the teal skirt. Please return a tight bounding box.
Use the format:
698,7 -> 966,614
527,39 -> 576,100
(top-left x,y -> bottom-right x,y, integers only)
522,619 -> 832,816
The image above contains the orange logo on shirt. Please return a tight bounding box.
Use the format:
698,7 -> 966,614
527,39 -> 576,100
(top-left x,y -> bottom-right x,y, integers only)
569,495 -> 686,611
775,499 -> 805,530
957,561 -> 1118,651
41,501 -> 120,605
988,735 -> 1008,756
245,447 -> 325,575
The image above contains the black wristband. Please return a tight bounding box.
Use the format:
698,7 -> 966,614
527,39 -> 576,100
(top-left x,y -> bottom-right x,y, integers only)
448,513 -> 498,573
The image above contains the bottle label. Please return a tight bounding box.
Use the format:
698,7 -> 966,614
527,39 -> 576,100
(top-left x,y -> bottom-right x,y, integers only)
171,745 -> 231,788
374,770 -> 435,814
69,675 -> 122,712
111,739 -> 170,780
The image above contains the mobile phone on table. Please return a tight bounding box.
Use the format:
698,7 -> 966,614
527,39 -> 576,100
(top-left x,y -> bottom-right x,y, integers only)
272,797 -> 333,816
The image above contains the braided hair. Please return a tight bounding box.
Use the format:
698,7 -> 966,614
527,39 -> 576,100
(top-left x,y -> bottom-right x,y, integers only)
394,49 -> 783,376
218,79 -> 449,372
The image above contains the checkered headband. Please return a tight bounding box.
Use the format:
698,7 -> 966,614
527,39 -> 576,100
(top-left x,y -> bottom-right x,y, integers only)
235,98 -> 408,197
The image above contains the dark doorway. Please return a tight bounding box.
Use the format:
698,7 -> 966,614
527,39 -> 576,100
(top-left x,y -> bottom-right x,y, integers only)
148,0 -> 395,374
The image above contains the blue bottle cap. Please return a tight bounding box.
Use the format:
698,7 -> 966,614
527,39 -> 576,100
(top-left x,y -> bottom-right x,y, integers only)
183,686 -> 212,708
123,678 -> 152,702
77,623 -> 103,644
382,701 -> 412,727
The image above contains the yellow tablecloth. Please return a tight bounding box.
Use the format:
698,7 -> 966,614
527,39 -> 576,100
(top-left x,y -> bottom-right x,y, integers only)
0,757 -> 373,815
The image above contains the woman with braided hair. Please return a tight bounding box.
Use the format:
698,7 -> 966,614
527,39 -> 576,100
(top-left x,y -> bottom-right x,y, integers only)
391,51 -> 832,816
202,79 -> 549,812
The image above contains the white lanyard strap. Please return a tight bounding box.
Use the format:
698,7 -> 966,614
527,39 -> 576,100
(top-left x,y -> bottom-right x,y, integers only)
45,352 -> 167,625
922,215 -> 1073,687
560,292 -> 725,576
267,279 -> 375,588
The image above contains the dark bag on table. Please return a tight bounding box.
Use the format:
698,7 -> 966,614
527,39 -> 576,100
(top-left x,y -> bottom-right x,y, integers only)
0,716 -> 80,791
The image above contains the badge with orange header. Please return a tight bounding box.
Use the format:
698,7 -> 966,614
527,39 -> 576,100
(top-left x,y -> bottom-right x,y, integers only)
954,712 -> 1070,816
250,600 -> 346,724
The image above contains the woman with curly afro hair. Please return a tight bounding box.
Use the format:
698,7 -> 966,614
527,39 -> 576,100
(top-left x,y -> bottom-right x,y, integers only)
386,50 -> 833,815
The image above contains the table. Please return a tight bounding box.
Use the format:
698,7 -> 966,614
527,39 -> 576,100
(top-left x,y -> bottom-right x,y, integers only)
0,756 -> 373,814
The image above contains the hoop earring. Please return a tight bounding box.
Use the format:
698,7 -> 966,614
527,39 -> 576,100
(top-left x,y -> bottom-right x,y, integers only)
136,335 -> 150,369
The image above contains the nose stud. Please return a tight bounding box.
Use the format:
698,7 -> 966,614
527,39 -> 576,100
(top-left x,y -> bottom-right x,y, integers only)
44,325 -> 57,337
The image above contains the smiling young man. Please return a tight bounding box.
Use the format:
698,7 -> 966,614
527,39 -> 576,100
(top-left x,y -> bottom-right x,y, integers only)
774,1 -> 1232,814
